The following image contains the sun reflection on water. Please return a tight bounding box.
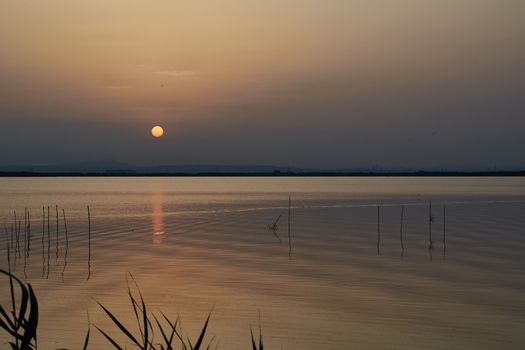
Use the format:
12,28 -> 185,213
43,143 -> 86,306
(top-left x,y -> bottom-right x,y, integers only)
151,192 -> 165,244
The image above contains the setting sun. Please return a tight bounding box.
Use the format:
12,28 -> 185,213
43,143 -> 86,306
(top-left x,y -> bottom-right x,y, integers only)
1,1 -> 524,349
151,126 -> 164,138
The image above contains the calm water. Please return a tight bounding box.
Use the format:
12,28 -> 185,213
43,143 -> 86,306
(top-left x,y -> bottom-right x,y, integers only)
1,177 -> 525,349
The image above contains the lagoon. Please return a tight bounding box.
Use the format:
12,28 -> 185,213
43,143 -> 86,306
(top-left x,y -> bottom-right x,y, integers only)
1,177 -> 525,349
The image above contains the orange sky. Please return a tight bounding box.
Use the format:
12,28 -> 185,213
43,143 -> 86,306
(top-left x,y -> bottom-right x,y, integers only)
1,1 -> 524,168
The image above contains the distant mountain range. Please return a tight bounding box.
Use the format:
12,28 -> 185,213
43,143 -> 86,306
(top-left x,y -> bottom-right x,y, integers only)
0,160 -> 524,176
0,159 -> 321,174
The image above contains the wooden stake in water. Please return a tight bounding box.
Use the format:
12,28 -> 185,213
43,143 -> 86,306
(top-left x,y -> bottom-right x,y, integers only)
24,208 -> 27,258
400,205 -> 405,258
62,209 -> 69,281
47,206 -> 50,250
377,206 -> 381,255
13,210 -> 16,250
23,209 -> 27,277
56,204 -> 59,262
14,210 -> 20,258
17,219 -> 21,258
10,218 -> 14,250
27,210 -> 31,257
62,209 -> 69,248
4,226 -> 11,270
288,197 -> 291,258
87,205 -> 91,280
47,206 -> 50,279
429,201 -> 433,250
11,224 -> 17,272
42,206 -> 45,278
443,204 -> 446,261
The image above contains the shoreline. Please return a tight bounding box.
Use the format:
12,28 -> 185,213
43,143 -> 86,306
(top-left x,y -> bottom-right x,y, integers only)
1,171 -> 525,177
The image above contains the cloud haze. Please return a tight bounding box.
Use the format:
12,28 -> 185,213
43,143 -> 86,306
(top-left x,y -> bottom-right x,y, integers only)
1,0 -> 524,169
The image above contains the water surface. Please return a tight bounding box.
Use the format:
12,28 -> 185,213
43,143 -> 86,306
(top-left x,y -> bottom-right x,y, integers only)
1,177 -> 525,349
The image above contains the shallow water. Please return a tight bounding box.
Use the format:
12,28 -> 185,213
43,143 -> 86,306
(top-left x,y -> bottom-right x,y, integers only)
1,177 -> 525,349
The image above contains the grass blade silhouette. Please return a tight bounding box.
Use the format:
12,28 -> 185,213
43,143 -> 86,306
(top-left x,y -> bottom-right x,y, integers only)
153,314 -> 178,350
82,327 -> 90,350
190,313 -> 211,350
95,325 -> 125,350
0,269 -> 39,349
83,313 -> 91,350
97,301 -> 142,347
141,295 -> 149,349
250,327 -> 264,350
250,328 -> 257,350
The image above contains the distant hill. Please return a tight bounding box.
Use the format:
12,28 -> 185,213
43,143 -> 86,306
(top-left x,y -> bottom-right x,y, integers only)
0,159 -> 135,173
0,159 -> 320,174
1,160 -> 524,176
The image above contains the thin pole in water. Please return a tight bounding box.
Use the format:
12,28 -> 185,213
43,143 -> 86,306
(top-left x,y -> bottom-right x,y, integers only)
87,205 -> 91,280
443,204 -> 446,261
11,224 -> 17,272
42,206 -> 45,278
27,210 -> 31,258
429,201 -> 433,249
4,226 -> 11,271
23,209 -> 27,277
63,209 -> 69,247
377,206 -> 381,255
17,219 -> 21,258
24,209 -> 27,259
14,210 -> 20,258
55,204 -> 58,264
400,205 -> 405,258
11,215 -> 14,250
56,204 -> 59,262
288,196 -> 291,258
62,209 -> 69,282
13,210 -> 16,251
47,206 -> 50,279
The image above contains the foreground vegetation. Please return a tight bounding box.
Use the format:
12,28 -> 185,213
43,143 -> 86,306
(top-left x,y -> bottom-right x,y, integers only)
0,269 -> 264,350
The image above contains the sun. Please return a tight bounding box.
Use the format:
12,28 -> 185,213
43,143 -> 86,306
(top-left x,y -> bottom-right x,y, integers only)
151,125 -> 164,138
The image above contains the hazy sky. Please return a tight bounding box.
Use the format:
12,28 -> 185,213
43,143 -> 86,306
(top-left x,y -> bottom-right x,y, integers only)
1,0 -> 524,169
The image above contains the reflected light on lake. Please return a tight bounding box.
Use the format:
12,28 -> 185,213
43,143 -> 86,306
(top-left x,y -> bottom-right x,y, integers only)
151,191 -> 165,244
1,177 -> 525,349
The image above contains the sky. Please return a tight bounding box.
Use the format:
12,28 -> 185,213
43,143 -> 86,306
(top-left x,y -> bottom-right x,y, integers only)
1,0 -> 524,170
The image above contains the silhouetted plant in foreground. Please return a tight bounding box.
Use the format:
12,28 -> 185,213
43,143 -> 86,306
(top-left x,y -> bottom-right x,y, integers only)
250,316 -> 264,350
1,271 -> 265,350
0,269 -> 38,350
0,268 -> 90,350
96,275 -> 213,350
